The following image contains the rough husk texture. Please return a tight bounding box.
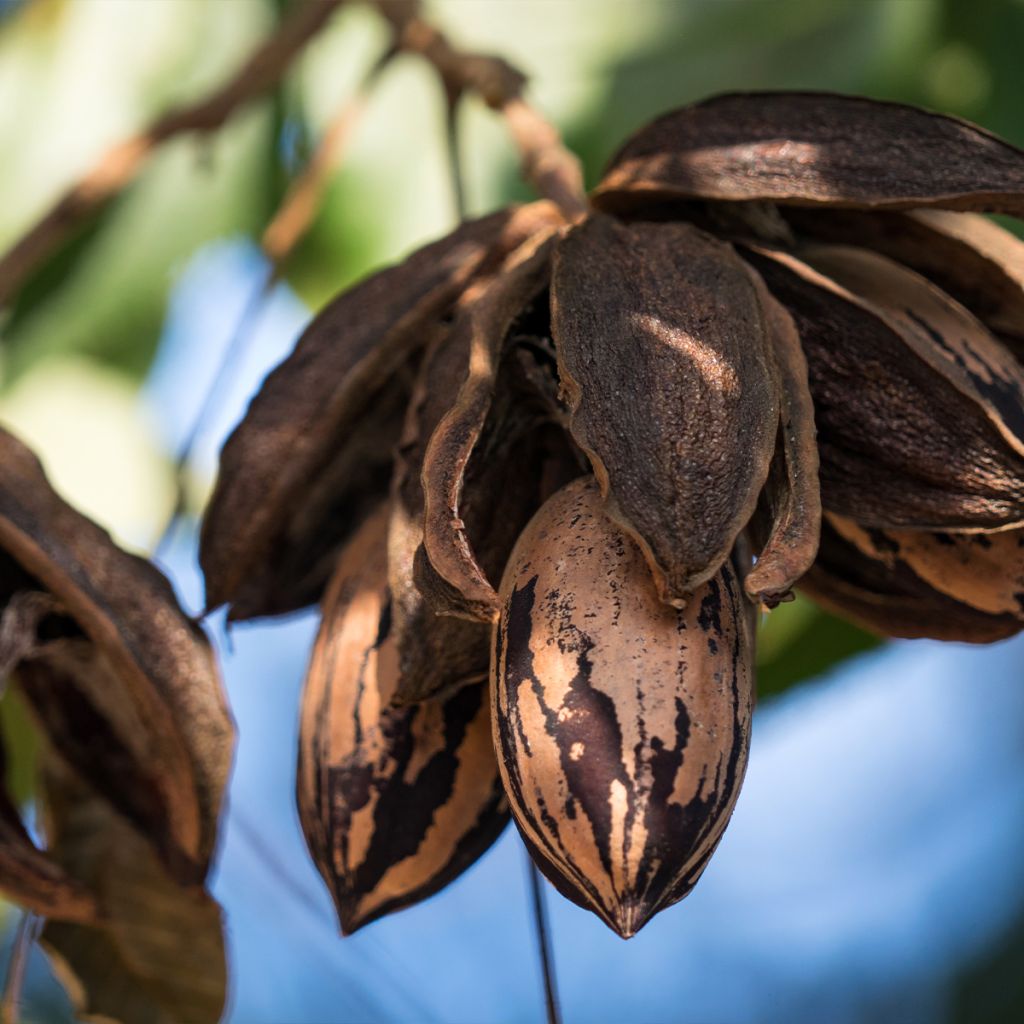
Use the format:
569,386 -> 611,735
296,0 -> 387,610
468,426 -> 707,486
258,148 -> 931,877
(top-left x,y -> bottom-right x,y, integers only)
552,215 -> 779,605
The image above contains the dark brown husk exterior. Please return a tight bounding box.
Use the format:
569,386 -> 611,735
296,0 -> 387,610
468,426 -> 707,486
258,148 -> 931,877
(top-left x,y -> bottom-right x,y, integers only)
0,427 -> 234,885
201,202 -> 563,621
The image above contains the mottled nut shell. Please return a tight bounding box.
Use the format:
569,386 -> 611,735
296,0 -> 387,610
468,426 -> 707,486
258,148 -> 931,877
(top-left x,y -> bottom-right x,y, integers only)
297,506 -> 508,935
491,478 -> 756,938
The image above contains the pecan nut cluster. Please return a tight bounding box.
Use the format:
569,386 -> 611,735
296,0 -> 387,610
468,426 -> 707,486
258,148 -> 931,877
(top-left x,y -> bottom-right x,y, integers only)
200,92 -> 1024,936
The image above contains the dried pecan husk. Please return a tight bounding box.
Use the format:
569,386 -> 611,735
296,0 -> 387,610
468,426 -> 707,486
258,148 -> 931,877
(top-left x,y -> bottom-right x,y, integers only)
390,303 -> 580,701
492,478 -> 756,938
0,428 -> 233,884
225,365 -> 415,621
387,326 -> 491,706
201,202 -> 563,620
742,246 -> 1024,531
741,268 -> 821,606
420,228 -> 561,622
828,515 -> 1024,622
800,515 -> 1021,642
41,756 -> 227,1024
797,243 -> 1024,456
413,334 -> 584,618
551,214 -> 780,605
594,92 -> 1024,217
297,505 -> 508,935
783,208 -> 1024,349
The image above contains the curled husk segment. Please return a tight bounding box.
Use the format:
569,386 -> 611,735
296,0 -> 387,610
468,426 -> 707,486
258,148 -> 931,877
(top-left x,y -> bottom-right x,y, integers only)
390,304 -> 581,703
387,326 -> 493,706
799,513 -> 1024,643
743,246 -> 1024,531
201,202 -> 563,621
297,505 -> 508,935
551,214 -> 781,606
782,208 -> 1024,349
492,478 -> 756,938
740,270 -> 821,606
0,427 -> 234,885
594,91 -> 1024,216
420,227 -> 562,622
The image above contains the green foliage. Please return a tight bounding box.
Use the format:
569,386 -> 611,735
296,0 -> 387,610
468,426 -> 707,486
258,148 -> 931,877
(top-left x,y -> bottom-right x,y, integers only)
0,0 -> 287,387
757,597 -> 879,701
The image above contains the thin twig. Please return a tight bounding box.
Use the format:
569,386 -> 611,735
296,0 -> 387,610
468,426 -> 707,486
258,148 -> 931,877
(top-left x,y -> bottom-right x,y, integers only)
526,855 -> 562,1024
155,269 -> 272,557
0,0 -> 344,308
443,93 -> 468,222
262,46 -> 395,265
154,51 -> 393,554
375,0 -> 588,220
1,912 -> 42,1024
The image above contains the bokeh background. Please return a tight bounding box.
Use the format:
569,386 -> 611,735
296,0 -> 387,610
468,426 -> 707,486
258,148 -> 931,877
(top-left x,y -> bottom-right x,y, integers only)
1,0 -> 1023,1021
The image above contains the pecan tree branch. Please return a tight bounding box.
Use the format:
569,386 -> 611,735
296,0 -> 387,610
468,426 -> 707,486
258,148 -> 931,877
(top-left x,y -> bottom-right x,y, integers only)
262,46 -> 394,265
0,0 -> 344,308
157,49 -> 392,554
374,0 -> 588,220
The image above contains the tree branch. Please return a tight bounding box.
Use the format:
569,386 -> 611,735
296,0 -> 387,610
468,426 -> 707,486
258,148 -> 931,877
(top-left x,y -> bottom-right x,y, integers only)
156,48 -> 392,556
375,0 -> 588,220
0,0 -> 344,308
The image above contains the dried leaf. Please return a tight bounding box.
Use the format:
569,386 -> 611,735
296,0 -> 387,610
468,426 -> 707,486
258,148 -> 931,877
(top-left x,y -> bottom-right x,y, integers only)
595,92 -> 1024,217
742,270 -> 821,606
785,208 -> 1024,347
298,506 -> 508,935
492,478 -> 756,938
800,516 -> 1020,642
41,758 -> 226,1024
202,203 -> 562,619
420,229 -> 559,622
828,515 -> 1024,620
0,427 -> 233,883
551,214 -> 779,605
743,247 -> 1024,530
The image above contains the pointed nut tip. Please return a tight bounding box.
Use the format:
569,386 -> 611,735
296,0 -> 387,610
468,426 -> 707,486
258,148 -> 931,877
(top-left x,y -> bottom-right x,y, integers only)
610,897 -> 655,939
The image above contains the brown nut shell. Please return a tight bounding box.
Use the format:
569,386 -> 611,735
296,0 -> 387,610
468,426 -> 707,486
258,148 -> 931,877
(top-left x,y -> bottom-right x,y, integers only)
491,478 -> 756,938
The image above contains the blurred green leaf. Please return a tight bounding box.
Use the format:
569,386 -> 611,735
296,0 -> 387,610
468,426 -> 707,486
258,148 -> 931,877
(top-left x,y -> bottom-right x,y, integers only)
952,910 -> 1024,1023
757,595 -> 881,701
0,0 -> 285,385
1,687 -> 38,806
